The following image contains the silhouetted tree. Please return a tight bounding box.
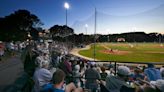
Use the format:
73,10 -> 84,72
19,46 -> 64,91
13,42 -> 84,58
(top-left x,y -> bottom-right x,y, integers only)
0,9 -> 42,41
49,25 -> 74,41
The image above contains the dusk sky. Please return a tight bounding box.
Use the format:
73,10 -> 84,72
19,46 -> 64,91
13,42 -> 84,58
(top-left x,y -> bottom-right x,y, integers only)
0,0 -> 164,34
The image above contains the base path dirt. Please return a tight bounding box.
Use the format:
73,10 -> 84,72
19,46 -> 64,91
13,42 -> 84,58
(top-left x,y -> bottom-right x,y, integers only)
70,45 -> 99,61
99,50 -> 131,55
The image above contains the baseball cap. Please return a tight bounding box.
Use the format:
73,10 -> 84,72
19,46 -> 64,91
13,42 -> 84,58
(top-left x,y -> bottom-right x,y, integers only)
117,66 -> 131,76
74,65 -> 80,71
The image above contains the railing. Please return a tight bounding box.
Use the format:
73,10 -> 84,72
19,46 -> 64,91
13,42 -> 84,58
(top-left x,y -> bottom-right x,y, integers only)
93,60 -> 164,75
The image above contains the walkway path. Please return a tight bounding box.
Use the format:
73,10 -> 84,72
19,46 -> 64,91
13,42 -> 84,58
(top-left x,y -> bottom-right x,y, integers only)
70,45 -> 99,61
0,56 -> 23,92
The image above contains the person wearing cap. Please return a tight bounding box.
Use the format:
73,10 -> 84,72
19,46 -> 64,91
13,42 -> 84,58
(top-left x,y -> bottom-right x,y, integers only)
105,66 -> 132,92
33,61 -> 52,92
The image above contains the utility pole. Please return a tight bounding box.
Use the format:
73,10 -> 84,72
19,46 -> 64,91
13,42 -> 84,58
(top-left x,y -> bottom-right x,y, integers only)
93,8 -> 97,61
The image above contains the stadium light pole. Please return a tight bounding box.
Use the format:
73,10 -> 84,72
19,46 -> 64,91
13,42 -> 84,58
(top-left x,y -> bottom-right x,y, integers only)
84,24 -> 88,44
85,24 -> 88,35
93,8 -> 97,61
64,2 -> 69,26
64,2 -> 69,46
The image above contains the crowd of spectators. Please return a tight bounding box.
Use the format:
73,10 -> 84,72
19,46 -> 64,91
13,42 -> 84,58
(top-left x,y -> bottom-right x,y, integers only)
2,40 -> 163,92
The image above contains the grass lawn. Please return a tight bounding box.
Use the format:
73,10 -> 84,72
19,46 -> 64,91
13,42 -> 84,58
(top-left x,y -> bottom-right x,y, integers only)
79,43 -> 164,62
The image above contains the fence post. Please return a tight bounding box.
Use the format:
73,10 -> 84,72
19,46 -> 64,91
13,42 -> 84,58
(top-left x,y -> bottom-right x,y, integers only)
114,61 -> 117,75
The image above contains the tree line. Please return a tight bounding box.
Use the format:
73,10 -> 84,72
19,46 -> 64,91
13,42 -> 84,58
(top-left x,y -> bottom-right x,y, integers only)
0,9 -> 163,44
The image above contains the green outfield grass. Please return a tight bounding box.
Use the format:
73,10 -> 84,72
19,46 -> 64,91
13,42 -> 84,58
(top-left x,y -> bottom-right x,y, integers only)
79,43 -> 164,62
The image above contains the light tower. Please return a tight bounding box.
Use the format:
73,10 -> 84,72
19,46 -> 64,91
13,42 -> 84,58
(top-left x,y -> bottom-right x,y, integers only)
64,2 -> 69,26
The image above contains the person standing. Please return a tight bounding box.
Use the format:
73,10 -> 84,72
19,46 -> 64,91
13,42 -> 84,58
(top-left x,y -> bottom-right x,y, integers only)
85,62 -> 101,92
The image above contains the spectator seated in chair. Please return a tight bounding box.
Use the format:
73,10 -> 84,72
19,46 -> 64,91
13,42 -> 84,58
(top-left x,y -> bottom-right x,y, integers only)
105,66 -> 132,92
42,69 -> 83,92
144,63 -> 162,81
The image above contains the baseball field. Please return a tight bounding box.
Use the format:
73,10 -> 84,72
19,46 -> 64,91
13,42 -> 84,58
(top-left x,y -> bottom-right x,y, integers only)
78,43 -> 164,62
